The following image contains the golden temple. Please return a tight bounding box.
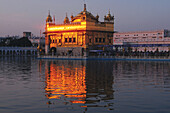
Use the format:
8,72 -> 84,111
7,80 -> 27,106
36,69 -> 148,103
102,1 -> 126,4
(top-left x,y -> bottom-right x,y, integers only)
44,4 -> 114,57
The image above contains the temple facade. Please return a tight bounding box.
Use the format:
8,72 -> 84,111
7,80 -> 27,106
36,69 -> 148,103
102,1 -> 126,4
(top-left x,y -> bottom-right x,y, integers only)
44,4 -> 114,57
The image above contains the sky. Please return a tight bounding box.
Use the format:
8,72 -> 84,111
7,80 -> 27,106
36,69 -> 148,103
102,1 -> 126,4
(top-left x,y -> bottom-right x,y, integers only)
0,0 -> 170,37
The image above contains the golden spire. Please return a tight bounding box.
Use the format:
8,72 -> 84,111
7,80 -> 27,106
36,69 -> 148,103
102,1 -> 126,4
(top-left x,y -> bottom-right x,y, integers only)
83,0 -> 86,11
46,10 -> 52,23
48,10 -> 50,16
84,4 -> 87,11
66,12 -> 68,17
64,12 -> 70,24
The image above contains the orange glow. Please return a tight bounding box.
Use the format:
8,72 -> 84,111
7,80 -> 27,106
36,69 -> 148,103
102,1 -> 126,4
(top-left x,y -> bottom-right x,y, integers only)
81,106 -> 87,108
71,100 -> 86,104
81,22 -> 86,25
47,25 -> 86,31
47,22 -> 86,32
73,19 -> 81,22
50,43 -> 57,48
45,61 -> 87,104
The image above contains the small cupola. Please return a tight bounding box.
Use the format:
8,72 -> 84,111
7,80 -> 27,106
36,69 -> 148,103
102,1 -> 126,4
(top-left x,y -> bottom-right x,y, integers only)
46,11 -> 53,23
64,13 -> 70,24
71,14 -> 74,21
104,9 -> 114,22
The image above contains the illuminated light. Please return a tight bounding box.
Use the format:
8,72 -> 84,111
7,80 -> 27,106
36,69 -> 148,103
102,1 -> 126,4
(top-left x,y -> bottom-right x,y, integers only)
81,22 -> 86,25
50,43 -> 57,48
47,25 -> 86,32
71,101 -> 86,104
46,95 -> 61,99
65,94 -> 86,98
45,62 -> 87,104
47,26 -> 65,31
73,19 -> 81,22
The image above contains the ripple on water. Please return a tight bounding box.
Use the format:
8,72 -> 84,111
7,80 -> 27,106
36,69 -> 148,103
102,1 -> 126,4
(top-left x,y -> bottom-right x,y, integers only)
1,58 -> 170,113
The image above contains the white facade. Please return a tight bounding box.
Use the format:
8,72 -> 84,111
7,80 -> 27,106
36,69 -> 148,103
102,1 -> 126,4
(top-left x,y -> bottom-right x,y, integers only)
113,30 -> 170,52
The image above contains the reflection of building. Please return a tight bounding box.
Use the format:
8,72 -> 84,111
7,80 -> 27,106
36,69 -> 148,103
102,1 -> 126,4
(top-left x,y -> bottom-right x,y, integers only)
113,30 -> 170,52
85,61 -> 114,108
40,60 -> 114,111
45,60 -> 87,104
44,4 -> 114,56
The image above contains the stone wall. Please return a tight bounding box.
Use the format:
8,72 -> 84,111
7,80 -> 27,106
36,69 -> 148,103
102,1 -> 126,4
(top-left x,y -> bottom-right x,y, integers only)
56,47 -> 83,56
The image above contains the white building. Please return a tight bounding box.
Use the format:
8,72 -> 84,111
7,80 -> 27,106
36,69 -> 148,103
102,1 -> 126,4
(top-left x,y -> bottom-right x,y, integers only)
113,29 -> 170,52
28,37 -> 45,48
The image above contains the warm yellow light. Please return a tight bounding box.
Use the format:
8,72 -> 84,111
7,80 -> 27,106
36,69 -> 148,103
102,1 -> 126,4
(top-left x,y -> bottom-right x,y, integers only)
50,43 -> 57,48
47,22 -> 86,32
45,63 -> 87,104
47,25 -> 86,32
81,22 -> 86,25
73,19 -> 81,22
71,101 -> 86,104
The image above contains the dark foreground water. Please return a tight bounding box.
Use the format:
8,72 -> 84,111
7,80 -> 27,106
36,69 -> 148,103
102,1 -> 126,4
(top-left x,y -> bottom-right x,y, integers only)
0,57 -> 170,113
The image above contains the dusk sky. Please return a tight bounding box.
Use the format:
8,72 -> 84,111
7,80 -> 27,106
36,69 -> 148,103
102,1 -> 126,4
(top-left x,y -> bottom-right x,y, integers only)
0,0 -> 170,37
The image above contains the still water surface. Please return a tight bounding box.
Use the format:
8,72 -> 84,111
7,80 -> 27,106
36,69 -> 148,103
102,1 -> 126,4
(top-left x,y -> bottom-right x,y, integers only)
0,57 -> 170,113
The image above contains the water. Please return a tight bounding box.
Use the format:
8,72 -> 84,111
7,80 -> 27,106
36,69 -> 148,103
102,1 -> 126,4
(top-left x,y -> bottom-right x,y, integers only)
0,57 -> 170,113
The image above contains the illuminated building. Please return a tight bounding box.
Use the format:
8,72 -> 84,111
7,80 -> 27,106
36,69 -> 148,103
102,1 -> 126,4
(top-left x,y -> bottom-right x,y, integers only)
113,30 -> 170,52
44,4 -> 114,56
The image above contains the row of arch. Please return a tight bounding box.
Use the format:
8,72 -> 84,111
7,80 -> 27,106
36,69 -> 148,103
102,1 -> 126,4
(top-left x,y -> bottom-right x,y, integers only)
0,50 -> 37,56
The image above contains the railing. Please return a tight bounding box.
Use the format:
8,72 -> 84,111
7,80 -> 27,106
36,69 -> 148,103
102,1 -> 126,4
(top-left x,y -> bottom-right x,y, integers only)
0,47 -> 37,56
38,54 -> 170,60
0,47 -> 37,50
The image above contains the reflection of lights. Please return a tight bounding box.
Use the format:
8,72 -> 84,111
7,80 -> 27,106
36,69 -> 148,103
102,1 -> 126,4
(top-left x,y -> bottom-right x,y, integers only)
41,60 -> 115,111
45,62 -> 86,104
71,100 -> 85,104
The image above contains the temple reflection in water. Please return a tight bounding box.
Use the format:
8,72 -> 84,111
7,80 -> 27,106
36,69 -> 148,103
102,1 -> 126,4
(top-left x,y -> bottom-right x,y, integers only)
39,60 -> 114,110
45,60 -> 87,104
37,60 -> 170,112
